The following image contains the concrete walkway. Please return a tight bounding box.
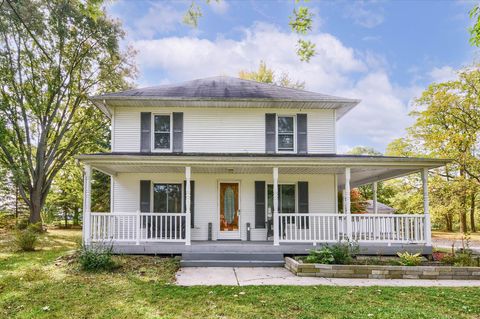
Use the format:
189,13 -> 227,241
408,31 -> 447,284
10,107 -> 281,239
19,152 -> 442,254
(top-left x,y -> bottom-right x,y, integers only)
176,267 -> 480,287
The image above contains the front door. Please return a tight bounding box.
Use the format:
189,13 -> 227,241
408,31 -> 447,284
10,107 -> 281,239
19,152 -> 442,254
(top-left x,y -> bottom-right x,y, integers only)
218,182 -> 240,239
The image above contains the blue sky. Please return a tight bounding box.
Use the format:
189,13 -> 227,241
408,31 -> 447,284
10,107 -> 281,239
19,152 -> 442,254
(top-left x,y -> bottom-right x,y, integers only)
107,0 -> 476,153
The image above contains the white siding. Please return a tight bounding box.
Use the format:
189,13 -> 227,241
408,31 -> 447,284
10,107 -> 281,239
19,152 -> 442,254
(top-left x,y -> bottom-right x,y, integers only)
112,106 -> 336,154
113,107 -> 140,152
112,172 -> 335,241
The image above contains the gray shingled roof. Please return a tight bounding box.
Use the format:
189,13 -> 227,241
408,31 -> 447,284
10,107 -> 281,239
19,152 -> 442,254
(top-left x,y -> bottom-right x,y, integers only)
92,76 -> 358,103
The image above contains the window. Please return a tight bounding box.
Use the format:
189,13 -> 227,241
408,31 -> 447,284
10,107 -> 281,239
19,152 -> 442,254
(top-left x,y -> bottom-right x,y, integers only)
267,184 -> 296,214
153,115 -> 171,150
153,183 -> 182,213
277,116 -> 295,152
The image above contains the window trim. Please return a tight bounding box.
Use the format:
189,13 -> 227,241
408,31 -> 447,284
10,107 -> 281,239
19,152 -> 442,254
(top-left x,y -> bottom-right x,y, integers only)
151,181 -> 184,213
276,114 -> 296,153
266,183 -> 298,219
151,113 -> 173,152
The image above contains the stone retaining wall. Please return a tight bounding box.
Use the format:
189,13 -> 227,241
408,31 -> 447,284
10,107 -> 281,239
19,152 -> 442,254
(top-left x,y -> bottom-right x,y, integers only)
285,257 -> 480,280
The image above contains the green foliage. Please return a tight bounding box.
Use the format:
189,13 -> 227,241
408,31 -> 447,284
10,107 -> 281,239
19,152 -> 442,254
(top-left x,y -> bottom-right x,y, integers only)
15,218 -> 29,230
239,61 -> 305,89
396,252 -> 422,266
27,222 -> 44,233
385,66 -> 480,232
78,243 -> 117,272
0,0 -> 135,224
183,1 -> 203,27
469,5 -> 480,47
14,228 -> 39,251
305,241 -> 359,264
305,247 -> 335,264
329,240 -> 360,265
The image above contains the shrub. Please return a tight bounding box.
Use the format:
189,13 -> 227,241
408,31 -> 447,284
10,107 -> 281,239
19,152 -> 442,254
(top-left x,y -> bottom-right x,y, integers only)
16,218 -> 29,230
330,240 -> 359,265
27,222 -> 44,233
305,241 -> 359,264
14,229 -> 39,251
78,244 -> 117,272
396,251 -> 422,266
305,247 -> 335,264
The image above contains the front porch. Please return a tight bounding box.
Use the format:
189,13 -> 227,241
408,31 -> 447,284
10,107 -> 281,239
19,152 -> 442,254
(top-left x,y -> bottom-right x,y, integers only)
79,153 -> 447,253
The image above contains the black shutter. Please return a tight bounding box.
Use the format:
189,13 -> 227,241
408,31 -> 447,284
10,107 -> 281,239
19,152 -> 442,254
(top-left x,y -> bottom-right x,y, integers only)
255,181 -> 266,228
298,181 -> 309,228
297,114 -> 307,154
172,112 -> 183,152
184,180 -> 195,228
140,112 -> 151,153
140,180 -> 151,212
265,113 -> 276,154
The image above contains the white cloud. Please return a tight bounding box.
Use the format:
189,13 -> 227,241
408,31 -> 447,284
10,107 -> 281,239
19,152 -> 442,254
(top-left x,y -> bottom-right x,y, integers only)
345,2 -> 385,28
127,22 -> 421,151
429,66 -> 457,83
210,0 -> 229,15
127,2 -> 184,39
336,72 -> 414,151
134,23 -> 366,92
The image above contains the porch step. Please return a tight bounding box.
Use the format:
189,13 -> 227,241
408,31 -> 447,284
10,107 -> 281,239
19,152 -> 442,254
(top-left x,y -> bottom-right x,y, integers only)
180,252 -> 285,267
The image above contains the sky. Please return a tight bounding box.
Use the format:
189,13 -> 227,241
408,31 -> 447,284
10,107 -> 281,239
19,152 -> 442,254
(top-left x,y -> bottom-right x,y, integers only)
107,0 -> 477,153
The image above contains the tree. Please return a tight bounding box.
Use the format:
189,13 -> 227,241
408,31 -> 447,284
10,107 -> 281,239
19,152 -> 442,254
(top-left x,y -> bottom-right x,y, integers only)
410,67 -> 480,232
0,0 -> 135,224
385,67 -> 480,232
239,61 -> 305,89
184,0 -> 316,62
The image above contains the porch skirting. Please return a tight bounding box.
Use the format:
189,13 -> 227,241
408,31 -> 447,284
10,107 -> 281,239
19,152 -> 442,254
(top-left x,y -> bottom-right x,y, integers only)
100,241 -> 432,256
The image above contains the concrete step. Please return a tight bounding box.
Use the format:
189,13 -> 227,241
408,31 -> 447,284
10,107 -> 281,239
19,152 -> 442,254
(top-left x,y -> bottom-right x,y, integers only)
180,260 -> 285,267
182,252 -> 284,261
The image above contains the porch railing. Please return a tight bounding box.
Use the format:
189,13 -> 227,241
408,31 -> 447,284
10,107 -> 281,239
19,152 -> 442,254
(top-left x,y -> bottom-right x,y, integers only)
87,212 -> 426,245
89,212 -> 186,243
278,213 -> 426,244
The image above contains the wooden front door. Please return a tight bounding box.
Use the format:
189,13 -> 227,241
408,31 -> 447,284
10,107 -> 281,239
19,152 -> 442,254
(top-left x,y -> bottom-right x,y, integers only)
219,182 -> 240,238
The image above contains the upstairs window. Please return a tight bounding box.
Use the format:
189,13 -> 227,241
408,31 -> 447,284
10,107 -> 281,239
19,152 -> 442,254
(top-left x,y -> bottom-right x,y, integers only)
277,116 -> 295,152
153,115 -> 171,150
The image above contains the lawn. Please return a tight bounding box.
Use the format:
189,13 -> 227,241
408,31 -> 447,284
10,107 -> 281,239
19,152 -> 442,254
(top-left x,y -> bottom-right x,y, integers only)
1,227 -> 480,319
432,231 -> 480,242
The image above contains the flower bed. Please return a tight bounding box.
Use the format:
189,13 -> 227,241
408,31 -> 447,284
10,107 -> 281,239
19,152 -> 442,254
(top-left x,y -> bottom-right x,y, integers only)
285,257 -> 480,280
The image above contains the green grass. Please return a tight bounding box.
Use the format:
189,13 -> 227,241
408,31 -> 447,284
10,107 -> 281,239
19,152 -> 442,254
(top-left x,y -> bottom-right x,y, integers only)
0,227 -> 480,319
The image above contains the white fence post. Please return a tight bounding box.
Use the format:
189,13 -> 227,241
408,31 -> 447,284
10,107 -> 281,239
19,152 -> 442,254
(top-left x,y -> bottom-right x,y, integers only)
136,210 -> 140,245
422,168 -> 432,246
83,164 -> 92,245
273,167 -> 280,246
185,166 -> 191,245
345,167 -> 352,241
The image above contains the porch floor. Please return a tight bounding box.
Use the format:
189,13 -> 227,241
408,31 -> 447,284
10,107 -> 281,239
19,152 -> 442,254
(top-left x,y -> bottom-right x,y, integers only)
109,240 -> 432,255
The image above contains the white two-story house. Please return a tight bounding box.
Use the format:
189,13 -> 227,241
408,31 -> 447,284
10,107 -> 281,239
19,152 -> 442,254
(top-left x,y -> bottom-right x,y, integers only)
78,76 -> 447,265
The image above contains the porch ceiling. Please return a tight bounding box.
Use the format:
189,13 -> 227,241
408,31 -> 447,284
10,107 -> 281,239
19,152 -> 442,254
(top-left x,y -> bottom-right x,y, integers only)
77,153 -> 449,187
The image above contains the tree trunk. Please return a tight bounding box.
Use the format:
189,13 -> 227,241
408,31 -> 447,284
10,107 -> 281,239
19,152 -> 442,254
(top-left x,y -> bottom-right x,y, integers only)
445,214 -> 453,232
471,192 -> 476,233
73,209 -> 80,226
28,186 -> 44,224
460,170 -> 468,233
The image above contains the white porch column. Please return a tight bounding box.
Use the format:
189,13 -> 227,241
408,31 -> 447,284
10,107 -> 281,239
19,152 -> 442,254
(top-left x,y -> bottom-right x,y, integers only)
421,168 -> 432,245
373,182 -> 378,214
83,164 -> 92,245
273,167 -> 280,246
185,166 -> 192,246
345,167 -> 352,240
